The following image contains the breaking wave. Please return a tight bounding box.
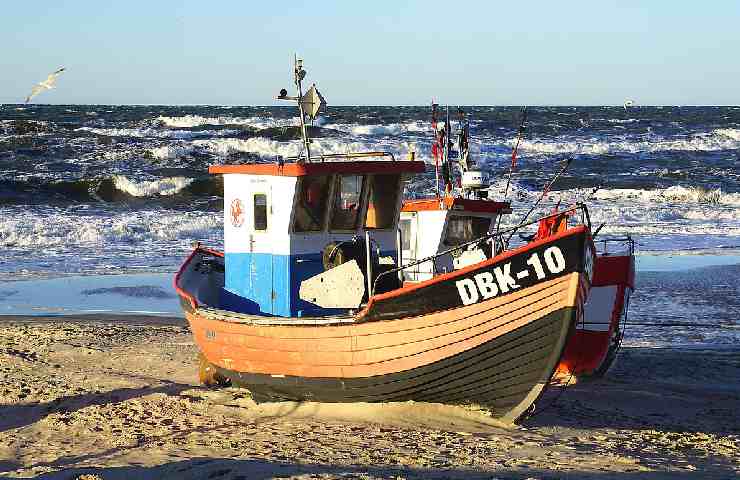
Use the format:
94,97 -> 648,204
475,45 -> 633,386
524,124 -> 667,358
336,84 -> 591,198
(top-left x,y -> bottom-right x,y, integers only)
149,137 -> 423,162
112,175 -> 194,197
0,207 -> 222,250
76,126 -> 233,140
156,115 -> 297,129
715,128 -> 740,141
590,185 -> 740,206
0,176 -> 221,204
514,129 -> 740,156
325,121 -> 429,136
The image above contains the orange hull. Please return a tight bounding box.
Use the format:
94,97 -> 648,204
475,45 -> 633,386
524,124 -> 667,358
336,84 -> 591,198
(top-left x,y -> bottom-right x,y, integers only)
177,227 -> 594,422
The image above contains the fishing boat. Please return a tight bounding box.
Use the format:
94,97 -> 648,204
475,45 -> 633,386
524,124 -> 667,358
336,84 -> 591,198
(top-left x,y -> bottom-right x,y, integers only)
556,237 -> 635,377
174,58 -> 596,423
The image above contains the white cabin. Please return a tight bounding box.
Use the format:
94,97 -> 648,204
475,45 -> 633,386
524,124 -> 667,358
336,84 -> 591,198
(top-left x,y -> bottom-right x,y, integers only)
399,197 -> 511,282
210,158 -> 425,317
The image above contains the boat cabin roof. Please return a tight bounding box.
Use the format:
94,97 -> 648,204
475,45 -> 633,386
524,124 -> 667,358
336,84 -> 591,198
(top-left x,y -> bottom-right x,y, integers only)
402,197 -> 511,214
209,157 -> 426,177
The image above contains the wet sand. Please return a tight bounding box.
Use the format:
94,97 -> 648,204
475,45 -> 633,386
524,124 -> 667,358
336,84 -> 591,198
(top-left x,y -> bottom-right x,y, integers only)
0,315 -> 737,479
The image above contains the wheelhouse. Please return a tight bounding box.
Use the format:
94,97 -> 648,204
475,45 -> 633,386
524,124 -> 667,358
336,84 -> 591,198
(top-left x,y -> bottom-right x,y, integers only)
210,156 -> 425,317
400,197 -> 511,282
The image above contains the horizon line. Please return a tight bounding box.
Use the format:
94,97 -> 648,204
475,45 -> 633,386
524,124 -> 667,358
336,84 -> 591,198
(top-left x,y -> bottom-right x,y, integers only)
3,103 -> 740,108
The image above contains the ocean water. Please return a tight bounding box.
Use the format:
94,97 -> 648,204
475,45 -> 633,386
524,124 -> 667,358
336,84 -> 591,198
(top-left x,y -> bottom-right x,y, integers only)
1,104 -> 738,346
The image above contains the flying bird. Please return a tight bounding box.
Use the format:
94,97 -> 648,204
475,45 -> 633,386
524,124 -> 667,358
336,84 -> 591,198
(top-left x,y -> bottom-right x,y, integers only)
25,67 -> 66,103
623,99 -> 635,111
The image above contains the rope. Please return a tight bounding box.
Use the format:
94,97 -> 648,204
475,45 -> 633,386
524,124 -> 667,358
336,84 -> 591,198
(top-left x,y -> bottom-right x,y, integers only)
583,321 -> 735,328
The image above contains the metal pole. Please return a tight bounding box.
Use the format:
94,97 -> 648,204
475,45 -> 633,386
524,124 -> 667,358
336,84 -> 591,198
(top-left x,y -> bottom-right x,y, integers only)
294,54 -> 311,163
397,228 -> 403,284
365,231 -> 373,297
505,157 -> 574,246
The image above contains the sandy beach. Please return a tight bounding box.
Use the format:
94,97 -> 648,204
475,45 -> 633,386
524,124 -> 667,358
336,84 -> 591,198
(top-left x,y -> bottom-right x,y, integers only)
0,314 -> 737,480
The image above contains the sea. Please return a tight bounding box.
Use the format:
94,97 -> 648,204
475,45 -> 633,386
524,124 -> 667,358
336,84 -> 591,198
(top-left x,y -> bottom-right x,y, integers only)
0,104 -> 738,347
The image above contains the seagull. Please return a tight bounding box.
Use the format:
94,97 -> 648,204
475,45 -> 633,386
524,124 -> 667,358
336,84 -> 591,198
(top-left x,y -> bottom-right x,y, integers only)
25,67 -> 66,103
623,99 -> 635,111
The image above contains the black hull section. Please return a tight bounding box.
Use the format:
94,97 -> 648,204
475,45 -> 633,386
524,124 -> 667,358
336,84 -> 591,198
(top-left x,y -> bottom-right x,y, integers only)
364,231 -> 590,321
217,306 -> 575,422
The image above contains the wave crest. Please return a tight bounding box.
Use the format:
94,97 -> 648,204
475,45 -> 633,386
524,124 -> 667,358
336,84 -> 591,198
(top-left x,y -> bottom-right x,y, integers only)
112,175 -> 194,197
156,115 -> 297,129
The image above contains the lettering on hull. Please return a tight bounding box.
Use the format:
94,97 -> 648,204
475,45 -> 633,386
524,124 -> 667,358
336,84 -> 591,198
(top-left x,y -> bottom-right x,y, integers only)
456,246 -> 566,305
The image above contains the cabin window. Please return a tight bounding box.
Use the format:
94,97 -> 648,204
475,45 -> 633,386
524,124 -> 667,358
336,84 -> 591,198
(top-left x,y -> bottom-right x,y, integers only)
330,174 -> 364,230
443,215 -> 491,246
399,218 -> 412,251
293,175 -> 331,232
254,194 -> 267,231
365,174 -> 400,229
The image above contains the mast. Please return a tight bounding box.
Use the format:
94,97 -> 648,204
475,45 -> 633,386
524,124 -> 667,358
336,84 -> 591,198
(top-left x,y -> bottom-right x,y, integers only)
431,102 -> 441,199
457,107 -> 469,173
294,54 -> 311,163
444,106 -> 452,194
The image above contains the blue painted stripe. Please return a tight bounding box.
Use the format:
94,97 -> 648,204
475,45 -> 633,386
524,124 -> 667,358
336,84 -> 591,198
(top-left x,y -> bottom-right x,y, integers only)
224,251 -> 397,317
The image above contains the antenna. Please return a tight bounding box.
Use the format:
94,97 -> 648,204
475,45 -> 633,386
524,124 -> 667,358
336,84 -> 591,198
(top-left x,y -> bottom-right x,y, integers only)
275,55 -> 326,163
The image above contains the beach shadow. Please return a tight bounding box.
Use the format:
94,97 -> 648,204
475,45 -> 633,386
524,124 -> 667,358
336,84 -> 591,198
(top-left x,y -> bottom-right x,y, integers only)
517,347 -> 740,475
0,461 -> 21,476
0,381 -> 192,433
6,458 -> 735,480
525,346 -> 740,437
528,380 -> 740,433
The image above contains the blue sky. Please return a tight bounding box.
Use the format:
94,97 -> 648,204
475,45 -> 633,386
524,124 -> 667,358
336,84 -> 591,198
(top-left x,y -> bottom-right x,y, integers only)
1,1 -> 738,105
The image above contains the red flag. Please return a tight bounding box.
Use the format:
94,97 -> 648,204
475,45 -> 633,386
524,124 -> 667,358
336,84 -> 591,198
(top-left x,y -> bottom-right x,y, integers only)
511,147 -> 518,169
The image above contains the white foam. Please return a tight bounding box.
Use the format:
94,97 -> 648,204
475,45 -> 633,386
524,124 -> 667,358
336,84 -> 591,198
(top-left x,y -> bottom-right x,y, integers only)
715,128 -> 740,141
179,137 -> 424,162
156,115 -> 297,129
325,121 -> 429,136
607,118 -> 639,124
510,129 -> 740,156
149,144 -> 197,159
0,206 -> 223,276
76,126 -> 223,140
413,180 -> 740,245
591,186 -> 740,206
112,175 -> 194,197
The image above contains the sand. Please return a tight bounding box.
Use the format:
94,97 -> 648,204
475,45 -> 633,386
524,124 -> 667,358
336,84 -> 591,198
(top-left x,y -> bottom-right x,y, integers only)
0,315 -> 737,479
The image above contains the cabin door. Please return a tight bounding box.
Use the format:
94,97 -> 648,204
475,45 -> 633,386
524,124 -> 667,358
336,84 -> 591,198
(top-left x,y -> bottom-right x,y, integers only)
399,214 -> 419,281
248,188 -> 275,314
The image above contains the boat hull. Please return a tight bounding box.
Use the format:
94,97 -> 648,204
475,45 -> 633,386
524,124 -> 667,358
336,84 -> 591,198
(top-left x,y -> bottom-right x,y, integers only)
202,304 -> 576,420
178,227 -> 594,423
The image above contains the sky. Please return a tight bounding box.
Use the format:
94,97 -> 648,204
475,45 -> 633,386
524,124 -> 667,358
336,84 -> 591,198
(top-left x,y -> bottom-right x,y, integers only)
1,1 -> 738,105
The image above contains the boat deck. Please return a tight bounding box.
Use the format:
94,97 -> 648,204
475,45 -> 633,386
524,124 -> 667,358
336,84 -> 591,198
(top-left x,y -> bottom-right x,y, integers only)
197,307 -> 356,326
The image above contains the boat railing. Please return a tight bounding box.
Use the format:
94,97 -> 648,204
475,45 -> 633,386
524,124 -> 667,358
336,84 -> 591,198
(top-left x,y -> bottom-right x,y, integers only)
373,203 -> 592,295
281,151 -> 397,163
594,235 -> 635,256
